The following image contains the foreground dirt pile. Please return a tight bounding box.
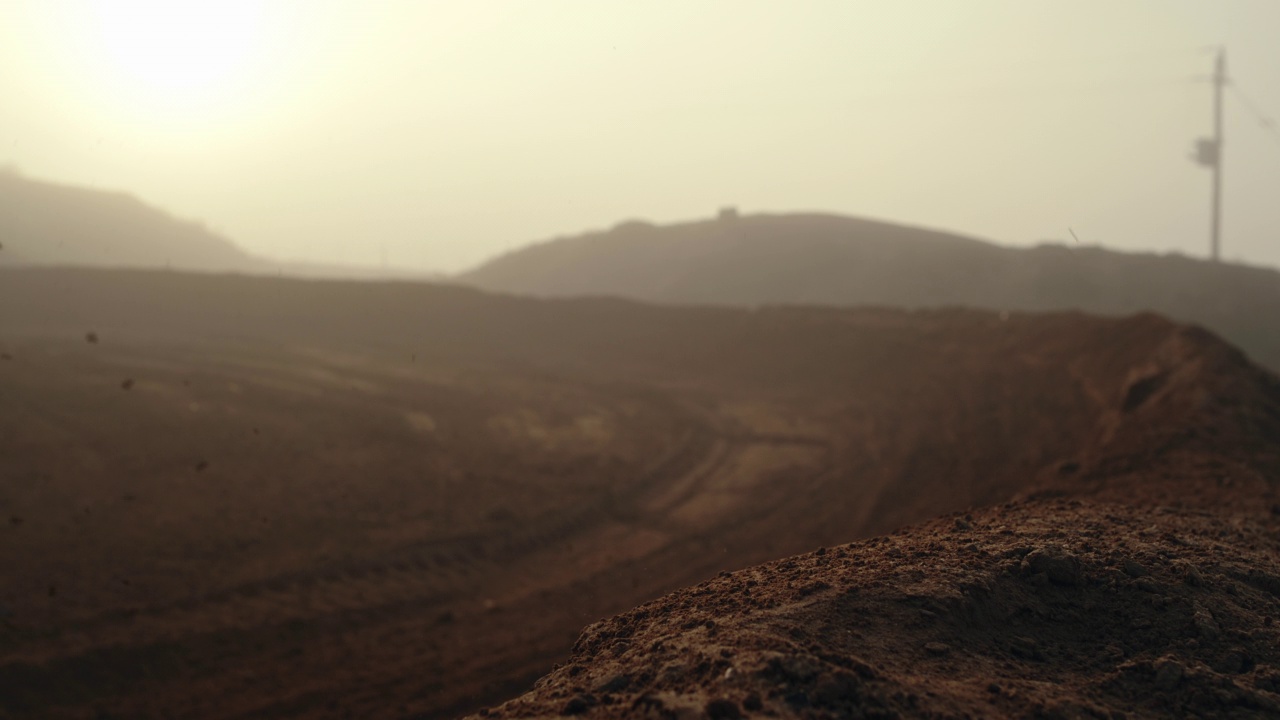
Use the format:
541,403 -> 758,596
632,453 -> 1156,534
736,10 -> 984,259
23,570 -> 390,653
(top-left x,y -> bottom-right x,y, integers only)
478,500 -> 1280,719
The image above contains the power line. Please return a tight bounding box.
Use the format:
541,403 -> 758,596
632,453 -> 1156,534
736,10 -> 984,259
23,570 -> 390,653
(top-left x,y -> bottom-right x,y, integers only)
1229,83 -> 1280,151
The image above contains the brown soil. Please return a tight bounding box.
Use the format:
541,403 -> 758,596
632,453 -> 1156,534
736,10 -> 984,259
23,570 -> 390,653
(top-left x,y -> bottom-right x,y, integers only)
475,310 -> 1280,719
484,500 -> 1280,720
2,269 -> 1278,719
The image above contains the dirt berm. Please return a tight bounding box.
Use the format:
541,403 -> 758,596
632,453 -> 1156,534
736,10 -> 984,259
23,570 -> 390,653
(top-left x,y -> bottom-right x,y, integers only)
475,323 -> 1280,719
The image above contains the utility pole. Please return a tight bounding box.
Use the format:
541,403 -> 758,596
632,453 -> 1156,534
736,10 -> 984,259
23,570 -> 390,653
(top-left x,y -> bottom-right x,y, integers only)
1194,49 -> 1228,261
1211,48 -> 1226,262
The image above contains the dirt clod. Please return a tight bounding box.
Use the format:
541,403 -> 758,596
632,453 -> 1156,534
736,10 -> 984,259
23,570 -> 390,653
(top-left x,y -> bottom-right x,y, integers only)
1021,545 -> 1084,586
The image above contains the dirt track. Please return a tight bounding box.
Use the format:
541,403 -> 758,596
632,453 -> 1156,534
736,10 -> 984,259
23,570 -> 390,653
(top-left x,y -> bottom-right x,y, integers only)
2,269 -> 1273,718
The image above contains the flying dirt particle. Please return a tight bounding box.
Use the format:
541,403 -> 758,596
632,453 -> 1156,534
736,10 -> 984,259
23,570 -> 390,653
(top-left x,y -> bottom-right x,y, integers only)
48,584 -> 56,598
9,516 -> 22,526
121,378 -> 134,390
194,460 -> 209,472
252,427 -> 260,435
1,353 -> 11,361
85,331 -> 99,344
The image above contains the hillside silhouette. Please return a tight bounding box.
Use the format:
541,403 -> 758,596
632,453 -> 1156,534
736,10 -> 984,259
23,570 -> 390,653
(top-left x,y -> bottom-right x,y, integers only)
0,171 -> 264,273
4,267 -> 1280,718
459,212 -> 1280,372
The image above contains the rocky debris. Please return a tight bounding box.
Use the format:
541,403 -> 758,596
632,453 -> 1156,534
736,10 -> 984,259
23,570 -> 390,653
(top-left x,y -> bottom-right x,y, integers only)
476,501 -> 1280,719
1020,544 -> 1084,586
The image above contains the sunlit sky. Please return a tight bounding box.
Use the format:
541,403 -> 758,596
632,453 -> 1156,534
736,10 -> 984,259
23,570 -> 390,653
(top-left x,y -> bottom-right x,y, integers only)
3,1 -> 1280,273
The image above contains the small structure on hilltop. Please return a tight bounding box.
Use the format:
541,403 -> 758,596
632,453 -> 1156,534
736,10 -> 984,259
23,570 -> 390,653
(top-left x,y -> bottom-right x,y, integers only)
718,206 -> 739,222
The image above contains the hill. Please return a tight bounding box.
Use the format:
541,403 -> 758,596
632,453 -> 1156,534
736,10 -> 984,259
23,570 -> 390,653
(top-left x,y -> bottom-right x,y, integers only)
458,212 -> 1280,372
3,268 -> 1279,718
0,171 -> 265,272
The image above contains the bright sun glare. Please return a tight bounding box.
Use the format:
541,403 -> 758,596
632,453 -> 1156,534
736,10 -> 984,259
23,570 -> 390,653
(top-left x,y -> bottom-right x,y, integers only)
89,0 -> 264,98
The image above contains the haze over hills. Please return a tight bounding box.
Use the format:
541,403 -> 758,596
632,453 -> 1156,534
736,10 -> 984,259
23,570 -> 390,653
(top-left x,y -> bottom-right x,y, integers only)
0,172 -> 438,280
459,212 -> 1280,372
0,171 -> 263,273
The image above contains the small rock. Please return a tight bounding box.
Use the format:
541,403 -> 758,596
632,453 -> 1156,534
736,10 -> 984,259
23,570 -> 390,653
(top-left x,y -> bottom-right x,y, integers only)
1183,565 -> 1205,587
1153,657 -> 1185,691
783,691 -> 810,708
705,698 -> 742,720
1022,545 -> 1083,586
562,695 -> 595,715
742,694 -> 762,711
595,673 -> 631,693
953,517 -> 973,531
1215,648 -> 1251,674
1194,607 -> 1221,642
1135,578 -> 1159,593
924,642 -> 951,656
1010,636 -> 1044,661
1123,559 -> 1149,578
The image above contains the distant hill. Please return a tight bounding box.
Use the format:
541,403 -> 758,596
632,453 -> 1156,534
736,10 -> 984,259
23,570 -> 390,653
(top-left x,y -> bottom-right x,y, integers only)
459,212 -> 1280,372
0,171 -> 262,272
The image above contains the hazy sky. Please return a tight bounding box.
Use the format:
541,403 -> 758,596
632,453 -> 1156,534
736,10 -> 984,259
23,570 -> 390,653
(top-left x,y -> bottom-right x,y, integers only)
3,1 -> 1280,273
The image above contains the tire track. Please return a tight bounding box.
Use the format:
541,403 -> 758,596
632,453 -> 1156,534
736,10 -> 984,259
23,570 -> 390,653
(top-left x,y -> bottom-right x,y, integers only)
2,389 -> 723,666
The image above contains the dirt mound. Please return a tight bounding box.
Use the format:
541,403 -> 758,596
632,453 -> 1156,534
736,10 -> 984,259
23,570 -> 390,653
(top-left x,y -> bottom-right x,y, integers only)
481,500 -> 1280,720
468,304 -> 1280,719
457,212 -> 1280,373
